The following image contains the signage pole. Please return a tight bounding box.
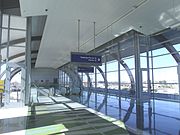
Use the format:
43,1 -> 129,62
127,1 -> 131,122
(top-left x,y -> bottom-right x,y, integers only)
78,19 -> 80,52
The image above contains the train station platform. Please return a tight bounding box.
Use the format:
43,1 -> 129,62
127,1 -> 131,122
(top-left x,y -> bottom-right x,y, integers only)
0,94 -> 128,135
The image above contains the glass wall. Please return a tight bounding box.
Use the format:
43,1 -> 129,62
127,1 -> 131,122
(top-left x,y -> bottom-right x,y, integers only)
68,31 -> 180,135
0,13 -> 26,105
151,48 -> 178,96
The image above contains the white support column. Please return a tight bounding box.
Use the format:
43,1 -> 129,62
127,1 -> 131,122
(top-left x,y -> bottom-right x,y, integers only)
5,14 -> 11,106
25,17 -> 32,105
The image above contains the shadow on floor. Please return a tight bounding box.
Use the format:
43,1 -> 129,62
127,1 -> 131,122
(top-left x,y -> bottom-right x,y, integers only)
0,102 -> 128,135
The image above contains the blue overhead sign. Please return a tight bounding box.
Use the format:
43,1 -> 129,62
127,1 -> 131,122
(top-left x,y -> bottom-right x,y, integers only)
78,67 -> 94,73
71,52 -> 102,66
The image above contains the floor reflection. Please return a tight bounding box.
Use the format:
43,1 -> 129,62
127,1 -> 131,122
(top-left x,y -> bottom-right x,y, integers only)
67,91 -> 180,135
0,95 -> 128,135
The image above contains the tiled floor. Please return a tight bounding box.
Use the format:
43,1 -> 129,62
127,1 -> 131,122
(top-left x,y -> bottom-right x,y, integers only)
0,95 -> 128,135
0,106 -> 28,135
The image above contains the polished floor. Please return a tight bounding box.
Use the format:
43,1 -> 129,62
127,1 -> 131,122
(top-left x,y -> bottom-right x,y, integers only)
0,94 -> 128,135
69,91 -> 180,135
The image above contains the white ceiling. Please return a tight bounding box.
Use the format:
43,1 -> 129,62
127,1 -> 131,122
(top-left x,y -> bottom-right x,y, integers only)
19,0 -> 180,69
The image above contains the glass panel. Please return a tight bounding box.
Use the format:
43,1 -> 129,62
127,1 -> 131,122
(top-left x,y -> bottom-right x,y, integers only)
82,73 -> 88,87
140,56 -> 148,68
13,42 -> 25,47
9,46 -> 25,58
10,30 -> 26,41
152,48 -> 169,56
89,73 -> 94,87
97,73 -> 104,88
1,48 -> 7,60
107,60 -> 118,72
153,54 -> 177,68
2,14 -> 8,28
2,29 -> 8,44
153,67 -> 178,94
120,70 -> 131,91
10,15 -> 26,29
10,55 -> 25,63
123,56 -> 135,69
107,71 -> 118,90
0,64 -> 6,74
173,43 -> 180,51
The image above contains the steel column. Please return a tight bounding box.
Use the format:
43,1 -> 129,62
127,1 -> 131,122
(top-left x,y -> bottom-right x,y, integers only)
95,67 -> 97,110
146,36 -> 152,134
134,32 -> 144,129
25,17 -> 32,105
150,38 -> 156,135
81,73 -> 83,103
118,43 -> 121,119
87,73 -> 90,107
105,54 -> 107,115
